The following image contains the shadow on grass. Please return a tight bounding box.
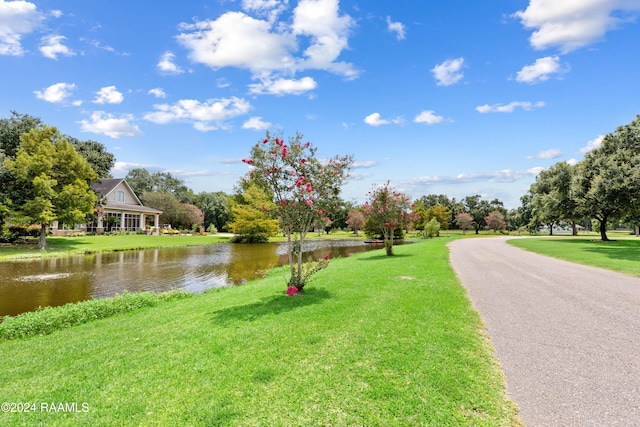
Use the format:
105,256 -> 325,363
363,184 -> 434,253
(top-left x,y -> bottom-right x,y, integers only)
358,253 -> 413,262
210,287 -> 331,326
580,240 -> 640,263
528,238 -> 640,263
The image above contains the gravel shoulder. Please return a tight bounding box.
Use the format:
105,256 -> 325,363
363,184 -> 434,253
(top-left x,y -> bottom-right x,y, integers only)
448,236 -> 640,427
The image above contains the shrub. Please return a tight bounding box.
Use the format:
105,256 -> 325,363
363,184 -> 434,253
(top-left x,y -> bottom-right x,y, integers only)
0,290 -> 191,341
207,224 -> 217,234
423,217 -> 441,239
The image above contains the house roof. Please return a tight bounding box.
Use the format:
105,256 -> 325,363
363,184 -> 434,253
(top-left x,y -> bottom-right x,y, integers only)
91,178 -> 162,215
91,178 -> 123,197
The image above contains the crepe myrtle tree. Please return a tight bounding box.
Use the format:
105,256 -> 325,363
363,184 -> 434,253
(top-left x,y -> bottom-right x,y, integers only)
362,182 -> 413,256
243,132 -> 353,293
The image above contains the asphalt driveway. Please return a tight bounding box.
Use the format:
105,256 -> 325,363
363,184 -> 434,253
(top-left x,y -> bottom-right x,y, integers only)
448,237 -> 640,427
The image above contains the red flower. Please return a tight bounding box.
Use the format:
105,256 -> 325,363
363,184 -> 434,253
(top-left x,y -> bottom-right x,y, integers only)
242,158 -> 253,164
301,158 -> 306,163
286,286 -> 297,297
324,255 -> 329,261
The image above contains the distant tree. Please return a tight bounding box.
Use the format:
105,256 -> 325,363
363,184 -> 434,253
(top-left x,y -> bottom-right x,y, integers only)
126,168 -> 155,196
194,191 -> 232,232
362,182 -> 412,256
4,126 -> 97,249
529,162 -> 578,235
127,169 -> 195,203
0,111 -> 42,159
142,191 -> 183,229
455,212 -> 474,235
485,210 -> 506,232
571,115 -> 640,241
227,184 -> 279,243
66,136 -> 115,179
178,203 -> 204,230
463,195 -> 493,234
346,208 -> 365,235
425,204 -> 451,230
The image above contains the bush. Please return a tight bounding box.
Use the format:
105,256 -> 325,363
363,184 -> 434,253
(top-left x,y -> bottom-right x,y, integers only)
7,224 -> 40,238
423,217 -> 441,239
207,224 -> 217,234
0,290 -> 191,341
231,234 -> 269,243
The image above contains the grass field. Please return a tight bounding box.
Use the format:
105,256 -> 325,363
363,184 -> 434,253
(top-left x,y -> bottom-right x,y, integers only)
508,232 -> 640,277
0,234 -> 231,260
0,238 -> 521,426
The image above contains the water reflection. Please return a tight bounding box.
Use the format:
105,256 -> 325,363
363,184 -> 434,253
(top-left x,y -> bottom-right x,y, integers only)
0,240 -> 394,317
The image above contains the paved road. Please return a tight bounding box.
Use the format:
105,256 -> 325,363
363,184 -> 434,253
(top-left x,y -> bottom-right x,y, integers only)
448,237 -> 640,427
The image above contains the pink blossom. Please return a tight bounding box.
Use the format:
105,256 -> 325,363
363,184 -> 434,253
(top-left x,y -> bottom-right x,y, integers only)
305,200 -> 313,206
280,200 -> 287,207
263,138 -> 268,144
301,158 -> 306,164
242,158 -> 253,164
286,286 -> 297,296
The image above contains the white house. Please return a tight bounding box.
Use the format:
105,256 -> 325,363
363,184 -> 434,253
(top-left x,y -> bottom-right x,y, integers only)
51,178 -> 162,235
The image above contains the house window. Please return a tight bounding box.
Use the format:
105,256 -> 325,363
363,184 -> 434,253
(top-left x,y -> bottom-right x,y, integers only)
116,191 -> 125,202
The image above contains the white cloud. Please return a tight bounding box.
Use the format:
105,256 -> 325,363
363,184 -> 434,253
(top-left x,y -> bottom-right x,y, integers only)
242,116 -> 271,130
177,0 -> 357,90
148,88 -> 167,98
111,161 -> 154,177
242,0 -> 288,22
566,158 -> 579,166
516,56 -> 569,84
144,97 -> 252,131
79,111 -> 141,138
431,57 -> 465,86
93,86 -> 124,104
579,135 -> 604,153
364,112 -> 389,127
157,51 -> 184,74
476,101 -> 545,113
34,82 -> 76,103
414,110 -> 445,125
386,16 -> 406,40
352,160 -> 378,168
291,0 -> 357,77
527,148 -> 562,159
406,167 -> 542,186
0,0 -> 43,55
248,76 -> 317,95
50,9 -> 62,18
39,34 -> 74,59
514,0 -> 640,53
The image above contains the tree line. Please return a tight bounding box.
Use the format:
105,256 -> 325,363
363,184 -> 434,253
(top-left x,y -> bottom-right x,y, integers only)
525,115 -> 640,241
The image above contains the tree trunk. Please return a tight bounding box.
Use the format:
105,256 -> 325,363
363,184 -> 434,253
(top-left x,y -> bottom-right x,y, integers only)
599,218 -> 609,241
572,222 -> 578,236
635,224 -> 639,237
38,224 -> 47,250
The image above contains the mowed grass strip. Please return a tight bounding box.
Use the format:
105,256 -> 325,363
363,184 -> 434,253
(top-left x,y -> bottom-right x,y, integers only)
508,235 -> 640,277
0,234 -> 230,260
0,239 -> 521,426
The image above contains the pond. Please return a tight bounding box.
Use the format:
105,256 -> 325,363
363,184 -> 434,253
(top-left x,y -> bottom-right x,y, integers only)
0,240 -> 397,317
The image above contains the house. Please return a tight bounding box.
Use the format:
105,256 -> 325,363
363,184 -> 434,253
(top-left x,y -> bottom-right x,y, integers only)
51,178 -> 162,235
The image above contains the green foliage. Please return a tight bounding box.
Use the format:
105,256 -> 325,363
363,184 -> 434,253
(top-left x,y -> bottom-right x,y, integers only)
66,136 -> 115,179
194,191 -> 232,232
142,191 -> 204,229
128,168 -> 194,203
227,184 -> 279,242
0,290 -> 191,341
206,223 -> 218,233
423,217 -> 441,238
571,115 -> 640,241
3,125 -> 98,249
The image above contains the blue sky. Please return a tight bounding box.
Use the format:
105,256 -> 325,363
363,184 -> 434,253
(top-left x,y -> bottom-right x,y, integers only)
1,0 -> 640,208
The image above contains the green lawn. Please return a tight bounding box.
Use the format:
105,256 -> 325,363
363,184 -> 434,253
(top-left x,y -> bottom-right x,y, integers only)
0,238 -> 521,426
508,233 -> 640,277
0,234 -> 231,260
